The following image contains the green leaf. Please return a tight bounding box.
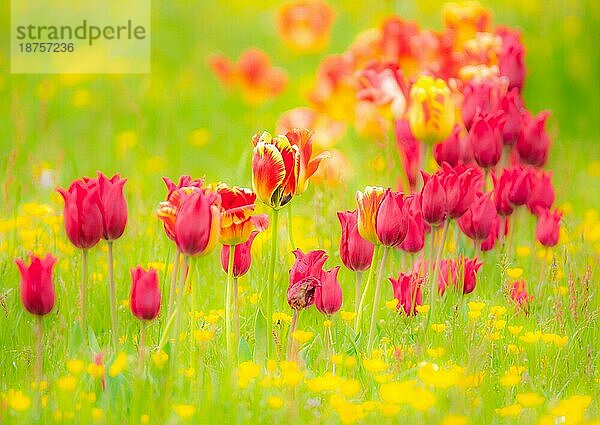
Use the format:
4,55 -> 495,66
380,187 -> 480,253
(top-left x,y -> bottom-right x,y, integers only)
238,336 -> 252,363
67,321 -> 84,356
253,308 -> 267,364
88,326 -> 101,353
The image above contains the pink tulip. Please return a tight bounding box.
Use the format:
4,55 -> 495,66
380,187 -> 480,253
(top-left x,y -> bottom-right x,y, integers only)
507,166 -> 532,206
399,193 -> 427,253
461,76 -> 508,130
376,189 -> 408,247
517,110 -> 551,167
457,192 -> 497,241
420,171 -> 447,226
220,231 -> 259,278
130,267 -> 161,321
314,266 -> 343,315
15,254 -> 57,316
497,27 -> 526,92
389,272 -> 423,316
394,120 -> 422,191
174,190 -> 221,256
500,88 -> 524,145
337,210 -> 374,271
527,170 -> 555,215
442,163 -> 483,219
434,125 -> 462,167
470,111 -> 506,169
96,172 -> 128,241
536,209 -> 562,247
510,280 -> 533,310
57,179 -> 103,249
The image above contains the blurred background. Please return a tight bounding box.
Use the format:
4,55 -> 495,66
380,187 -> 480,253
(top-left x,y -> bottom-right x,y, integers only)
1,0 -> 599,211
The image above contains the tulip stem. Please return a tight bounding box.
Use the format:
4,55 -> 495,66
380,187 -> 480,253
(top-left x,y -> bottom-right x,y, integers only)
429,219 -> 450,316
287,309 -> 299,362
233,277 -> 240,351
287,203 -> 296,249
367,246 -> 390,351
225,245 -> 235,361
171,256 -> 188,368
355,245 -> 381,333
139,321 -> 146,374
80,249 -> 88,338
35,316 -> 43,398
107,241 -> 119,354
266,209 -> 280,359
354,271 -> 363,314
166,249 -> 181,322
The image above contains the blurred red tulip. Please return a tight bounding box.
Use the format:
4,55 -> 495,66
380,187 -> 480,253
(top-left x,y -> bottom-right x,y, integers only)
376,189 -> 408,247
497,27 -> 526,92
315,266 -> 343,315
285,128 -> 330,194
470,111 -> 506,168
57,179 -> 103,249
276,107 -> 346,149
174,189 -> 221,257
457,192 -> 497,240
480,214 -> 502,251
420,171 -> 447,226
389,272 -> 423,316
507,166 -> 532,207
251,131 -> 300,209
492,168 -> 516,216
461,75 -> 508,130
510,280 -> 533,310
276,0 -> 335,53
399,193 -> 427,253
527,170 -> 555,215
434,125 -> 462,167
96,172 -> 127,241
394,120 -> 422,191
516,110 -> 551,167
221,231 -> 259,278
438,256 -> 482,295
500,88 -> 524,145
536,209 -> 562,247
337,210 -> 374,272
130,266 -> 161,321
442,163 -> 483,219
15,254 -> 57,316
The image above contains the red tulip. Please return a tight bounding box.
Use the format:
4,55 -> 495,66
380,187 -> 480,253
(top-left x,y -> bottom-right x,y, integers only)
497,27 -> 526,92
500,88 -> 524,145
438,256 -> 482,295
470,111 -> 506,168
130,266 -> 161,321
437,259 -> 457,295
536,209 -> 562,247
434,125 -> 462,167
96,172 -> 127,241
492,168 -> 516,216
220,231 -> 259,278
376,189 -> 408,247
517,110 -> 551,167
461,76 -> 508,130
158,176 -> 205,241
174,189 -> 221,257
457,192 -> 497,240
507,166 -> 532,206
285,128 -> 330,194
510,280 -> 533,310
399,193 -> 426,253
527,170 -> 555,215
15,254 -> 57,316
337,210 -> 374,272
442,163 -> 483,219
480,215 -> 503,251
314,266 -> 343,315
463,257 -> 483,294
394,120 -> 422,191
389,272 -> 423,316
420,171 -> 447,226
57,179 -> 103,249
289,249 -> 328,285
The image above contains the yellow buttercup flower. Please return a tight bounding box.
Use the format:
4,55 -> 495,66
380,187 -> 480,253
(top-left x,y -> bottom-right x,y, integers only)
416,304 -> 430,314
467,301 -> 486,311
57,376 -> 78,392
267,396 -> 284,409
506,267 -> 524,279
508,326 -> 523,335
340,310 -> 357,323
272,312 -> 293,325
173,404 -> 196,420
517,392 -> 545,407
431,323 -> 447,333
109,352 -> 128,377
152,350 -> 169,369
291,330 -> 314,344
7,389 -> 31,412
495,403 -> 522,417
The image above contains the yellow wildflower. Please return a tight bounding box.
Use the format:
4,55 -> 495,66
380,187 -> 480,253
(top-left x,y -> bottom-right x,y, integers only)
340,311 -> 357,322
272,312 -> 293,325
193,329 -> 214,343
416,304 -> 430,314
237,361 -> 261,388
57,376 -> 78,392
152,350 -> 169,369
495,403 -> 522,417
506,268 -> 524,279
508,326 -> 523,335
516,246 -> 531,257
109,352 -> 128,377
91,408 -> 104,421
467,301 -> 486,312
173,404 -> 196,420
385,299 -> 399,310
362,358 -> 387,374
517,392 -> 545,407
7,389 -> 31,412
267,396 -> 284,409
442,415 -> 468,425
67,359 -> 85,375
519,331 -> 542,344
431,323 -> 447,333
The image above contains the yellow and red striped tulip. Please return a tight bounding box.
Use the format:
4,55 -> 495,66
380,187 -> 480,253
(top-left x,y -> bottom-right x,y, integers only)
408,76 -> 456,145
285,128 -> 329,194
356,186 -> 386,245
216,184 -> 269,246
251,131 -> 300,210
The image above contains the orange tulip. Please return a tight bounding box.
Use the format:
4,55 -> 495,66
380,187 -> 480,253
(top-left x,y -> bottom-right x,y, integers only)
276,0 -> 335,53
284,128 -> 329,194
443,1 -> 492,51
355,186 -> 386,245
251,131 -> 300,210
216,184 -> 269,246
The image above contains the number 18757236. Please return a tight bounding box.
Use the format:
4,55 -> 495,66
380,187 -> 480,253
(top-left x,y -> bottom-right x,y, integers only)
18,42 -> 75,53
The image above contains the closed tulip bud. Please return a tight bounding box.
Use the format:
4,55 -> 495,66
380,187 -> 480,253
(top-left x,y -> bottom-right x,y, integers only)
420,171 -> 447,226
516,110 -> 551,167
434,125 -> 462,167
507,166 -> 531,206
470,111 -> 506,168
157,176 -> 205,241
315,266 -> 343,315
394,120 -> 422,190
389,272 -> 424,316
251,131 -> 300,209
57,179 -> 103,249
290,249 -> 328,284
526,170 -> 554,215
442,163 -> 483,219
15,254 -> 57,316
536,209 -> 562,247
356,186 -> 386,244
510,280 -> 533,311
285,128 -> 330,194
463,257 -> 483,294
492,168 -> 516,216
497,27 -> 526,92
399,194 -> 426,253
376,189 -> 408,247
96,172 -> 127,241
461,76 -> 508,131
174,190 -> 221,257
221,231 -> 260,278
408,76 -> 455,144
130,267 -> 161,321
458,192 -> 497,240
337,210 -> 374,272
500,88 -> 524,145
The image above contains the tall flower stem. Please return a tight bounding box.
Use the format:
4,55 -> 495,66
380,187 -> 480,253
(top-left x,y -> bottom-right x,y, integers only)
266,208 -> 280,359
286,309 -> 299,361
233,277 -> 240,350
429,219 -> 450,313
287,203 -> 296,249
354,271 -> 363,314
107,241 -> 119,354
355,245 -> 381,333
367,246 -> 390,351
138,321 -> 146,373
171,256 -> 188,368
80,249 -> 88,335
225,244 -> 236,360
166,249 -> 181,320
35,316 -> 43,392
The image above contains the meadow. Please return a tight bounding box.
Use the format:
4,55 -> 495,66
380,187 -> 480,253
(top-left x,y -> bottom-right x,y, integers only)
1,0 -> 599,424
